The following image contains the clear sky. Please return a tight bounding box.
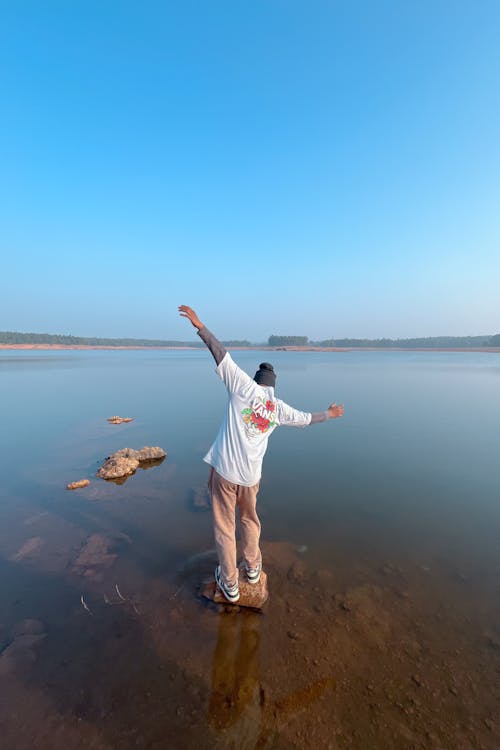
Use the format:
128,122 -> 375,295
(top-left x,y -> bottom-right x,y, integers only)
1,1 -> 499,341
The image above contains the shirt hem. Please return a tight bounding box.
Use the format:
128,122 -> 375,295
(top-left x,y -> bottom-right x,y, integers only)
203,457 -> 261,487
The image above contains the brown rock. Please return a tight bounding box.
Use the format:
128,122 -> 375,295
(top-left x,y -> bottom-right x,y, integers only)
97,454 -> 139,479
70,533 -> 118,574
9,537 -> 44,562
107,416 -> 134,424
66,479 -> 90,490
97,446 -> 166,480
202,569 -> 269,610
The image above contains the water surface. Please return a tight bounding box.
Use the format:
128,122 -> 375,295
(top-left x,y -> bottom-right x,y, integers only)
1,349 -> 499,749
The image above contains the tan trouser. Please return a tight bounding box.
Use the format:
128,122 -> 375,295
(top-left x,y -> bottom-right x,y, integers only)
209,468 -> 262,588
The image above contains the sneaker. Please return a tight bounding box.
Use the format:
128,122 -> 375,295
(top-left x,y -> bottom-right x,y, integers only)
245,562 -> 262,584
215,565 -> 240,603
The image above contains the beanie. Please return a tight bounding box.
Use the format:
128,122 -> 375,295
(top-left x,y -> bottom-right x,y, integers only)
254,362 -> 276,388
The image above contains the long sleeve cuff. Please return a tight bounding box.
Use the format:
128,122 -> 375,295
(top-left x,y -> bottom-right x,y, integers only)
309,411 -> 330,424
197,326 -> 227,366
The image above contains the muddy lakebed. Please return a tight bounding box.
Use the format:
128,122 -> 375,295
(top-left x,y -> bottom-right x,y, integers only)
0,349 -> 499,749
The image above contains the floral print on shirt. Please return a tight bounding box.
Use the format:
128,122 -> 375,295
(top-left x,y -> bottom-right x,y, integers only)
241,396 -> 277,435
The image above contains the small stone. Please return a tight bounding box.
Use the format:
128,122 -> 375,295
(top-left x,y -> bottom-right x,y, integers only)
411,675 -> 422,687
66,479 -> 90,490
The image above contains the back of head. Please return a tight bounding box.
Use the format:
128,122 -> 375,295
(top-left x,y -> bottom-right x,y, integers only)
254,362 -> 276,388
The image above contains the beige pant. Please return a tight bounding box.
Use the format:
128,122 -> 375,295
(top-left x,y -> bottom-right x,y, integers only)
209,468 -> 262,587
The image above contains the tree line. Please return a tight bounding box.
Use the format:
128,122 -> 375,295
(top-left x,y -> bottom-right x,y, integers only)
0,331 -> 251,347
1,330 -> 498,348
268,334 -> 500,348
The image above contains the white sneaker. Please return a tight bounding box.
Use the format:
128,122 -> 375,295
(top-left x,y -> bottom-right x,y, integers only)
245,562 -> 262,584
215,565 -> 240,603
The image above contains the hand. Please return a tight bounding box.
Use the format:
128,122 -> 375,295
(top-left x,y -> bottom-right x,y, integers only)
327,403 -> 344,419
178,305 -> 204,330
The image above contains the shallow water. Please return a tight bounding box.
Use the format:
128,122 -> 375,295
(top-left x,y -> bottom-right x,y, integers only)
0,349 -> 499,749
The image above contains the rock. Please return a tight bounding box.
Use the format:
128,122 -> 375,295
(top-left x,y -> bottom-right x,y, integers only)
97,446 -> 166,480
202,568 -> 269,610
66,479 -> 90,490
107,416 -> 134,424
9,536 -> 44,562
97,446 -> 166,479
70,533 -> 125,574
97,455 -> 139,479
114,446 -> 166,462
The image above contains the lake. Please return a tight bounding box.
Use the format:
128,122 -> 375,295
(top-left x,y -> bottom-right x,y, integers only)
0,349 -> 499,749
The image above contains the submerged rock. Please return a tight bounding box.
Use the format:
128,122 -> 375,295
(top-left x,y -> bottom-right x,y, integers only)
96,446 -> 166,480
0,620 -> 47,676
69,532 -> 130,576
9,536 -> 44,562
66,479 -> 90,490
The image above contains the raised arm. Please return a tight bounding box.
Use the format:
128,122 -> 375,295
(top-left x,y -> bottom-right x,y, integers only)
178,305 -> 226,365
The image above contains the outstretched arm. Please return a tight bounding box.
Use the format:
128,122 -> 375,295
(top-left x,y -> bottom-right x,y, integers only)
277,400 -> 344,427
310,403 -> 344,423
179,305 -> 227,365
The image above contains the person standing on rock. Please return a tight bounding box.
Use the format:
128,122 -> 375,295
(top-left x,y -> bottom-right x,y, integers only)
179,305 -> 344,604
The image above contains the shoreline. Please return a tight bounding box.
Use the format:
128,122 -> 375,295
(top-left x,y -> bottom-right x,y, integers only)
1,344 -> 499,353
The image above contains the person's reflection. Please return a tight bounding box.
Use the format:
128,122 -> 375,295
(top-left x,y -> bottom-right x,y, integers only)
209,610 -> 263,744
209,610 -> 336,747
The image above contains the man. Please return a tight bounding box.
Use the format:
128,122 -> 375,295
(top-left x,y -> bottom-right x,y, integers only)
179,305 -> 344,603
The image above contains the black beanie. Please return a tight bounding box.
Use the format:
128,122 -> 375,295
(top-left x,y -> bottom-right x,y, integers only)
254,362 -> 276,388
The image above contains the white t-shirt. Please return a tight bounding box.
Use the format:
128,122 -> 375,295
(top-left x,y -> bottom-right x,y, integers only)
204,353 -> 311,486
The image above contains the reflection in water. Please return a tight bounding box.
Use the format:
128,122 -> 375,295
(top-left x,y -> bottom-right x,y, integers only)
209,612 -> 263,747
209,611 -> 336,749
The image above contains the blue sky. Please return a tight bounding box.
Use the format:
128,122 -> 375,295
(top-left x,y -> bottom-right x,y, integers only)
1,1 -> 499,341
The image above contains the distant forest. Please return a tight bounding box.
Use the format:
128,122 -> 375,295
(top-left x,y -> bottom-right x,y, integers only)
1,331 -> 499,348
269,334 -> 500,348
0,331 -> 251,347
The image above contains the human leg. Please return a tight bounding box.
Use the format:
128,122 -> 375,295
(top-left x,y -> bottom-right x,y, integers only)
210,469 -> 239,587
237,481 -> 262,575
